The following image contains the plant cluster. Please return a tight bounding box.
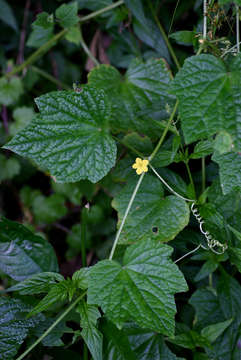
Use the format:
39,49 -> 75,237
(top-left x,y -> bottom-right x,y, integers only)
0,0 -> 241,359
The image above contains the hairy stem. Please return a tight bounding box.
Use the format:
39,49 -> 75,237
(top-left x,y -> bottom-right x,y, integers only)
4,0 -> 124,79
16,292 -> 86,360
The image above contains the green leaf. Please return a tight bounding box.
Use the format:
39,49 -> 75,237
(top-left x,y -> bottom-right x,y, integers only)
112,174 -> 190,244
190,139 -> 214,159
122,132 -> 153,156
65,25 -> 81,45
189,288 -> 224,329
152,136 -> 181,167
213,131 -> 233,154
56,2 -> 79,28
29,279 -> 76,316
124,323 -> 185,359
227,225 -> 241,272
4,87 -> 117,183
124,0 -> 170,61
171,54 -> 241,150
0,0 -> 18,31
27,12 -> 54,48
78,0 -> 112,11
72,268 -> 89,290
212,152 -> 241,195
88,238 -> 188,336
102,320 -> 137,360
77,301 -> 103,360
33,317 -> 71,347
169,31 -> 195,46
32,193 -> 67,224
0,154 -> 20,181
201,318 -> 233,343
88,59 -> 175,137
0,217 -> 58,280
194,260 -> 218,282
9,106 -> 35,137
0,77 -> 23,106
167,330 -> 210,349
0,297 -> 42,360
7,272 -> 64,295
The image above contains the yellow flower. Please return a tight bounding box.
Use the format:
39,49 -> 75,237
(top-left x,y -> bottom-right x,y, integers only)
132,158 -> 149,175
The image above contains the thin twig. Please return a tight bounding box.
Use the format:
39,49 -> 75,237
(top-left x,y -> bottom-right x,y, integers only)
17,0 -> 31,65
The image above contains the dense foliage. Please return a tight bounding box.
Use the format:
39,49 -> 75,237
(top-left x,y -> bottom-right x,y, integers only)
0,0 -> 241,359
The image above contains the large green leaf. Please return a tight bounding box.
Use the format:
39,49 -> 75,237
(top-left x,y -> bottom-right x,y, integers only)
77,301 -> 103,360
4,87 -> 117,183
88,59 -> 175,137
112,174 -> 190,244
0,217 -> 58,281
88,238 -> 188,336
171,54 -> 241,150
212,152 -> 241,195
0,297 -> 42,360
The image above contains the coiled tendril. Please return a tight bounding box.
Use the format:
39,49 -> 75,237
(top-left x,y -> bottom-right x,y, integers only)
191,203 -> 228,255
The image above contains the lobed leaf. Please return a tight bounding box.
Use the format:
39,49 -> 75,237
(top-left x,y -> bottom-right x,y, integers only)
171,54 -> 241,150
4,86 -> 117,183
88,238 -> 188,336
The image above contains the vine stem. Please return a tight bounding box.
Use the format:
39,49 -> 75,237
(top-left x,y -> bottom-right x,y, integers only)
236,5 -> 240,53
174,244 -> 201,264
4,0 -> 124,79
147,0 -> 181,70
16,292 -> 86,360
185,161 -> 196,199
149,100 -> 179,161
79,26 -> 100,67
201,157 -> 206,194
109,172 -> 145,260
109,101 -> 179,260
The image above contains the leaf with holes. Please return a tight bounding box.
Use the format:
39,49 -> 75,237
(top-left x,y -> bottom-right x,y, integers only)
88,238 -> 188,336
112,174 -> 190,244
88,59 -> 175,138
171,54 -> 241,150
4,86 -> 117,183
